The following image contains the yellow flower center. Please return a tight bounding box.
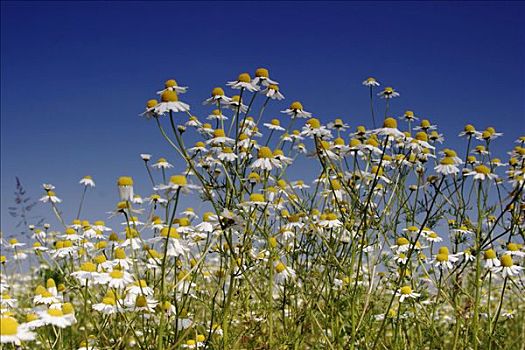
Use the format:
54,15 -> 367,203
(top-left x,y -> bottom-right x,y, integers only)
500,255 -> 513,267
474,165 -> 491,175
26,313 -> 39,322
436,253 -> 449,262
438,246 -> 449,255
400,286 -> 412,295
103,297 -> 116,305
165,79 -> 177,87
507,243 -> 519,251
290,101 -> 303,110
440,157 -> 455,165
306,118 -> 321,129
420,119 -> 431,128
62,303 -> 74,314
117,176 -> 133,186
0,317 -> 18,335
213,129 -> 225,138
237,73 -> 251,83
249,194 -> 265,203
258,146 -> 273,159
484,249 -> 497,259
415,132 -> 428,142
255,68 -> 269,78
383,117 -> 398,129
396,237 -> 409,246
110,270 -> 124,279
161,90 -> 179,102
47,308 -> 64,317
81,262 -> 97,272
275,262 -> 286,273
170,175 -> 187,186
135,295 -> 148,308
268,84 -> 279,91
114,248 -> 126,259
211,87 -> 225,96
160,227 -> 180,239
271,119 -> 280,126
464,124 -> 476,133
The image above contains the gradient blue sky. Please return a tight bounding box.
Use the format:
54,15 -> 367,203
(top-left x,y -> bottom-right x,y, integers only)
1,1 -> 524,236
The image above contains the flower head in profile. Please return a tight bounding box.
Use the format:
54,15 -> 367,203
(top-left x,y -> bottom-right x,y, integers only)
204,87 -> 231,105
274,261 -> 296,284
261,84 -> 284,100
153,90 -> 190,115
227,73 -> 259,92
157,79 -> 188,95
362,77 -> 380,87
79,176 -> 95,187
252,68 -> 279,87
434,157 -> 460,175
0,316 -> 35,345
377,86 -> 399,99
281,101 -> 312,119
152,157 -> 173,169
375,117 -> 405,139
117,176 -> 134,201
465,165 -> 498,181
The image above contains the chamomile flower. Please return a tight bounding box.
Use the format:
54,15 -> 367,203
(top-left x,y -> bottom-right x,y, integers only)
413,119 -> 436,131
207,109 -> 228,121
377,86 -> 399,99
40,190 -> 62,203
154,227 -> 189,257
435,157 -> 460,175
318,212 -> 342,229
264,119 -> 285,131
505,243 -> 525,257
70,262 -> 101,286
433,247 -> 459,269
103,269 -> 134,289
207,129 -> 234,146
157,79 -> 188,95
476,127 -> 503,141
217,147 -> 238,162
458,124 -> 479,138
396,286 -> 420,302
0,316 -> 35,345
391,237 -> 411,253
92,294 -> 120,315
39,307 -> 74,328
301,118 -> 332,138
153,90 -> 190,115
274,261 -> 296,284
252,68 -> 278,86
465,165 -> 498,181
227,73 -> 258,92
152,157 -> 173,169
79,176 -> 95,187
492,255 -> 523,277
117,176 -> 134,201
261,84 -> 284,100
251,147 -> 281,171
375,117 -> 405,139
400,110 -> 418,122
362,77 -> 380,87
227,95 -> 248,113
484,249 -> 500,268
281,101 -> 312,119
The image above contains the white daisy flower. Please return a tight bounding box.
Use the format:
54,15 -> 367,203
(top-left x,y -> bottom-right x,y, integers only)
252,68 -> 279,86
203,87 -> 232,105
396,286 -> 420,302
281,101 -> 312,119
154,91 -> 190,115
40,190 -> 61,203
434,157 -> 460,175
79,176 -> 95,187
261,84 -> 284,100
156,79 -> 188,95
226,73 -> 259,92
362,77 -> 380,87
274,261 -> 296,284
0,316 -> 35,345
464,165 -> 498,181
491,255 -> 523,278
377,86 -> 399,99
484,249 -> 501,268
152,157 -> 173,169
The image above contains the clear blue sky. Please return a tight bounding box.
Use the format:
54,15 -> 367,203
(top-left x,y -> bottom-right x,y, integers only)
1,1 -> 524,236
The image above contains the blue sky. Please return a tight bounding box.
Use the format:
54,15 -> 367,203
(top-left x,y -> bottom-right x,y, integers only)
1,1 -> 524,237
